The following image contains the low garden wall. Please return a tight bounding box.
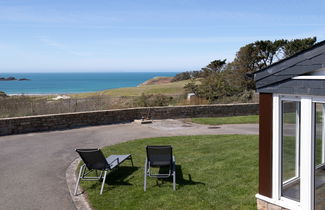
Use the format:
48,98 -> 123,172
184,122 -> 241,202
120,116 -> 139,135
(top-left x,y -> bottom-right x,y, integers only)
0,103 -> 259,136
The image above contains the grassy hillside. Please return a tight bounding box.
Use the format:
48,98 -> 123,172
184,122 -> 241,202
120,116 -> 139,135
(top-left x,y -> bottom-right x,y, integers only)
71,79 -> 194,98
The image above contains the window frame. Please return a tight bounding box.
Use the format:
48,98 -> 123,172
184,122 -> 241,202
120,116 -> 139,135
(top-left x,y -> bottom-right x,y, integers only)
313,103 -> 325,169
272,94 -> 315,210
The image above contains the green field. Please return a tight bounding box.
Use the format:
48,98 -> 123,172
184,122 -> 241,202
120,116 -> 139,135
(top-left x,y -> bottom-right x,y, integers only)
79,135 -> 258,210
191,115 -> 259,125
71,80 -> 194,98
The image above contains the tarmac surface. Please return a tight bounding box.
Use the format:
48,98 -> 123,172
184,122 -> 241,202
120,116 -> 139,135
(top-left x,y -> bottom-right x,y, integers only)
0,119 -> 258,210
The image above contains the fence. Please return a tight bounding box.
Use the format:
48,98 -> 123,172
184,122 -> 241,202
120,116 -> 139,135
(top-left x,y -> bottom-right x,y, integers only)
0,95 -> 185,118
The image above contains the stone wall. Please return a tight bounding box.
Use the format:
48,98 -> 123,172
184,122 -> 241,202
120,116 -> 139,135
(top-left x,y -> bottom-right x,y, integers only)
257,199 -> 289,210
0,103 -> 259,136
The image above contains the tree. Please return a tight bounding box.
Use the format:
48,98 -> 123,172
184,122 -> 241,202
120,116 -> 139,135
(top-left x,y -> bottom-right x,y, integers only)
182,37 -> 317,103
171,71 -> 192,82
200,59 -> 227,78
199,72 -> 230,101
284,37 -> 317,57
173,59 -> 227,82
184,79 -> 199,95
205,59 -> 227,72
229,37 -> 317,91
184,60 -> 239,102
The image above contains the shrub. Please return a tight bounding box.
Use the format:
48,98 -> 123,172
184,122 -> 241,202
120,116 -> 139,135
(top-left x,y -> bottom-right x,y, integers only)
171,72 -> 192,82
0,91 -> 8,97
135,93 -> 173,107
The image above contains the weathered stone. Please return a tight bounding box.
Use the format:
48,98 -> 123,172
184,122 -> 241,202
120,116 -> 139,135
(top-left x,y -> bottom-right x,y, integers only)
256,199 -> 289,210
267,203 -> 282,210
257,199 -> 268,210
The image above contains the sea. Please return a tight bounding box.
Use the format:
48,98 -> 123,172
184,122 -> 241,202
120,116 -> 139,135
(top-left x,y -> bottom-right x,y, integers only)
0,72 -> 178,95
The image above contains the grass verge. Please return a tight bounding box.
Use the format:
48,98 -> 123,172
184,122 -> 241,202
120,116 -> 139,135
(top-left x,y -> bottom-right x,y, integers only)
191,115 -> 259,125
79,135 -> 258,210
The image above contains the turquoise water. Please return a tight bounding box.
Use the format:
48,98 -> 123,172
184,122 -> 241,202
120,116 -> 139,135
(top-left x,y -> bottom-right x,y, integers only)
0,72 -> 178,94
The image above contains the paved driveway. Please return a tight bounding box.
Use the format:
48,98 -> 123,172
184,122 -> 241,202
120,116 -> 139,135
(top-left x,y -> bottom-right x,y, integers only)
0,119 -> 258,210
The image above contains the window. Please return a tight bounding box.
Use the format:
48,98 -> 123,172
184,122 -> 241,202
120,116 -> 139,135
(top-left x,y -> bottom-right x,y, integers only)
270,95 -> 314,209
281,100 -> 300,202
314,103 -> 325,209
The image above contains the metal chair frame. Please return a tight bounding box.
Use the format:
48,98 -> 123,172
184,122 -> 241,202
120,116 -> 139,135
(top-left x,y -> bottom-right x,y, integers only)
74,149 -> 133,195
144,145 -> 176,191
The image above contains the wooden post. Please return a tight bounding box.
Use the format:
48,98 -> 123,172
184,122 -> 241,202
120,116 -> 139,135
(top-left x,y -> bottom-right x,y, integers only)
259,93 -> 273,197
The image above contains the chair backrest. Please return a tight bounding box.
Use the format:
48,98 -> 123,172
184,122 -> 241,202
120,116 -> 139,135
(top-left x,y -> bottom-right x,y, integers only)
146,145 -> 172,167
76,149 -> 110,170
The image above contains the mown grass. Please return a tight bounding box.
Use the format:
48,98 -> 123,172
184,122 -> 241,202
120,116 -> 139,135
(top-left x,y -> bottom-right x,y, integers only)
71,80 -> 194,98
79,135 -> 258,210
191,115 -> 259,125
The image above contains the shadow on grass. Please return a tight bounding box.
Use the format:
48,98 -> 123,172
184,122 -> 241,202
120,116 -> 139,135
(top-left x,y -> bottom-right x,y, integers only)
106,166 -> 139,186
156,165 -> 205,188
79,166 -> 139,194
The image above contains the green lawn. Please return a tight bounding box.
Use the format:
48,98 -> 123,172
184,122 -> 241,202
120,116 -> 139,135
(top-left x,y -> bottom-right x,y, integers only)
79,135 -> 258,210
191,115 -> 259,125
191,112 -> 319,126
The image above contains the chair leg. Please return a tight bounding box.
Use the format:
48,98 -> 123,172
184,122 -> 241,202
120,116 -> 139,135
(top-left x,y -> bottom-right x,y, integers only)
173,161 -> 176,191
100,170 -> 108,195
98,171 -> 103,180
173,170 -> 176,191
144,158 -> 147,191
74,165 -> 85,196
130,156 -> 134,167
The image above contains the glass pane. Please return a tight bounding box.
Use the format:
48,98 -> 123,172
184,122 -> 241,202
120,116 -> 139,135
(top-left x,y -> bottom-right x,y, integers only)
315,104 -> 324,167
315,103 -> 325,209
281,101 -> 300,201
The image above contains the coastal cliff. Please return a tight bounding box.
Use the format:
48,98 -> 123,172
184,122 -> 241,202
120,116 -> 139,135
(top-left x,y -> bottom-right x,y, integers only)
138,76 -> 173,86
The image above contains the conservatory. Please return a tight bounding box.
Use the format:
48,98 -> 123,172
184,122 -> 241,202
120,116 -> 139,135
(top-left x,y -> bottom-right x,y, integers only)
255,40 -> 325,210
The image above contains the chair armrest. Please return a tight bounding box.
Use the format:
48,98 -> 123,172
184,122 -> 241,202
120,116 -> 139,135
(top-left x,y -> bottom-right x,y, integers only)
109,158 -> 120,168
114,157 -> 120,164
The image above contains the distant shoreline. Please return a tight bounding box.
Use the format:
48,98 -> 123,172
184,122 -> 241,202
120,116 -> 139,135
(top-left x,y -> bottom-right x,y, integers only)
0,72 -> 178,95
7,77 -> 173,96
8,93 -> 56,96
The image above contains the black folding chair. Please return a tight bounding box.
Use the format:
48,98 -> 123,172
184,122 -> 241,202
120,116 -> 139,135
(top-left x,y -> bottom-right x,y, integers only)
144,145 -> 176,191
74,148 -> 133,195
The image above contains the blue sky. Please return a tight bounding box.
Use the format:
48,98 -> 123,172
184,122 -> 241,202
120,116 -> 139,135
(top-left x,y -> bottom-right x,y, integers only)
1,0 -> 325,72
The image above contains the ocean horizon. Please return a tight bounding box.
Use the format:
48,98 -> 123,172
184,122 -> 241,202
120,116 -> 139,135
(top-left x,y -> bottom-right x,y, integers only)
0,72 -> 179,94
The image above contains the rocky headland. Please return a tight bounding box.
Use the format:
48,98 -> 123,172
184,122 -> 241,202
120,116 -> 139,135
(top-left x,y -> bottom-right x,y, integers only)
0,77 -> 30,81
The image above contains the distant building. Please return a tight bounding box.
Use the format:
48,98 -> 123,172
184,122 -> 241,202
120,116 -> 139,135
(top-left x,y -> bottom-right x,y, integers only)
187,93 -> 195,101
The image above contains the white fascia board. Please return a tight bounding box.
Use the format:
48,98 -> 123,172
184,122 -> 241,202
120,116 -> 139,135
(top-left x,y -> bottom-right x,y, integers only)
293,75 -> 325,80
293,67 -> 325,79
